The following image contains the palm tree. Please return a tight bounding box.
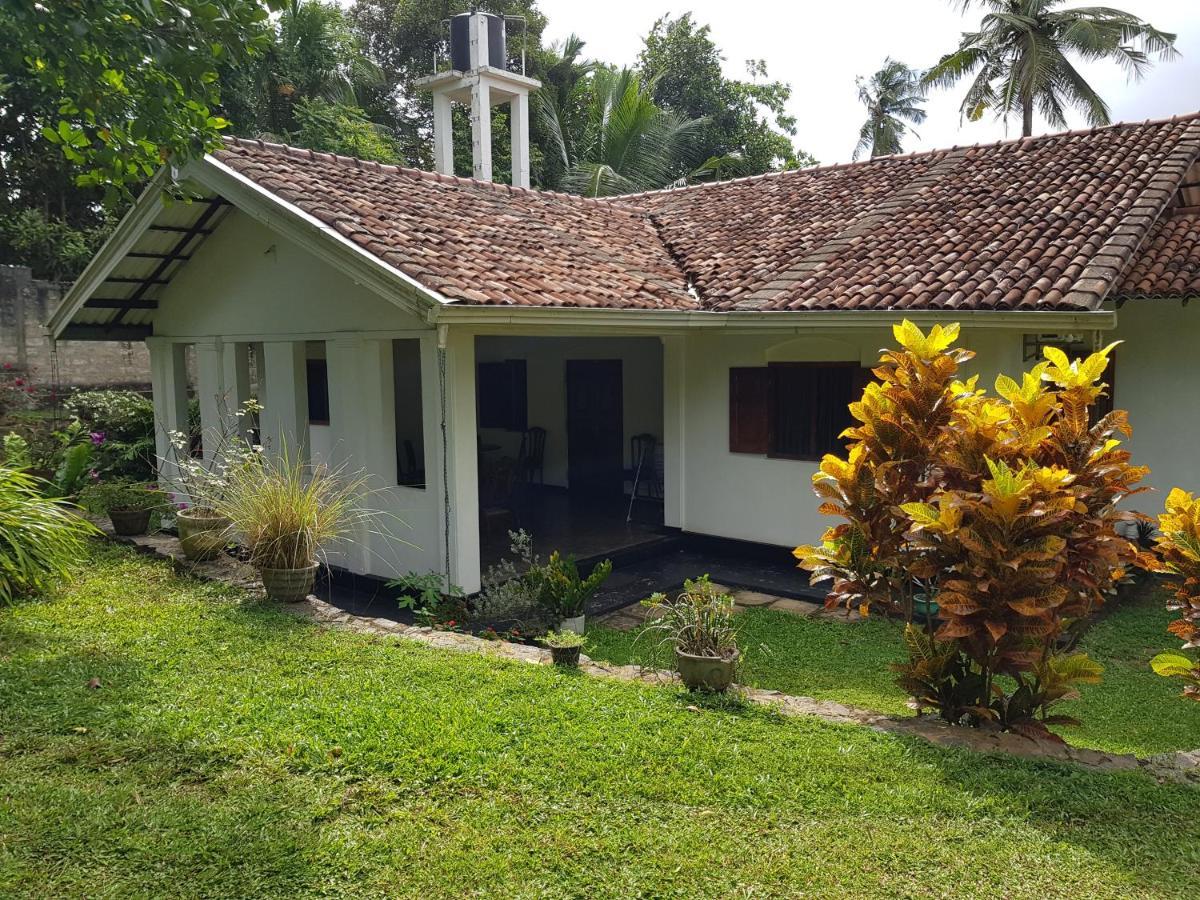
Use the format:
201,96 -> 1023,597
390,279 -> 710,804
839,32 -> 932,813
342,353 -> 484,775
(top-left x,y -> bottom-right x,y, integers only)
854,59 -> 927,160
924,1 -> 1177,137
535,67 -> 707,197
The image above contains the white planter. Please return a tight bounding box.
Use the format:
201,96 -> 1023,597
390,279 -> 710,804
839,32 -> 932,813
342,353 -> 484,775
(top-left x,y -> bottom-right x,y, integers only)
559,614 -> 585,635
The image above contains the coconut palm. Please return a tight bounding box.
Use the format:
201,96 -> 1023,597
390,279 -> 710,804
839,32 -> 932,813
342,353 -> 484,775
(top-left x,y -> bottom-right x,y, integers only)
924,1 -> 1178,137
535,67 -> 707,197
854,59 -> 927,160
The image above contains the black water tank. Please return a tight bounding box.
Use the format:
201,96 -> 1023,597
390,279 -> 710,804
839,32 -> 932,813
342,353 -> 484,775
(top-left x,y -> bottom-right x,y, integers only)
449,12 -> 506,71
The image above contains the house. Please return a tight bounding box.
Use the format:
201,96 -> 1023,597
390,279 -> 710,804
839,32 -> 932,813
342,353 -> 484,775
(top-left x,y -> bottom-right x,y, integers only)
46,16 -> 1200,593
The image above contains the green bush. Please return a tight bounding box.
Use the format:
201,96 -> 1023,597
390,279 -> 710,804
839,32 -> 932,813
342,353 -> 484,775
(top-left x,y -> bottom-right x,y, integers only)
0,464 -> 99,602
78,480 -> 167,515
64,390 -> 155,479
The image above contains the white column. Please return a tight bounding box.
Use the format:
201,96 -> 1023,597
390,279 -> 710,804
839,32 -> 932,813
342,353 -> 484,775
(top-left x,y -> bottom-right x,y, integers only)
509,91 -> 530,189
470,79 -> 492,182
433,92 -> 454,176
326,337 -> 396,573
146,337 -> 189,495
260,341 -> 308,461
194,339 -> 225,463
662,335 -> 686,529
222,341 -> 252,440
441,327 -> 481,593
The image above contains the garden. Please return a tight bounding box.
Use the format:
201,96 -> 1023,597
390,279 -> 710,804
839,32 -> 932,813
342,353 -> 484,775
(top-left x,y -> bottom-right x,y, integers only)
2,323 -> 1200,896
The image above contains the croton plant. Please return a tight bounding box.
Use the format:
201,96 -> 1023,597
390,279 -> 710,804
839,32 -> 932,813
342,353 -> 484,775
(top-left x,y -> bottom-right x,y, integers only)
1139,488 -> 1200,701
795,321 -> 1143,738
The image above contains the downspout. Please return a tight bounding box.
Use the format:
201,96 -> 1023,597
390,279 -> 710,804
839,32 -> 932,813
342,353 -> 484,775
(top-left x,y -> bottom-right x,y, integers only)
437,323 -> 453,593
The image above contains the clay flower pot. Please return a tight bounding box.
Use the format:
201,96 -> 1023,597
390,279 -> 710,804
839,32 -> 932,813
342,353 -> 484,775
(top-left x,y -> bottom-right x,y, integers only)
550,645 -> 581,668
259,563 -> 319,603
108,507 -> 152,536
176,509 -> 231,561
675,648 -> 739,692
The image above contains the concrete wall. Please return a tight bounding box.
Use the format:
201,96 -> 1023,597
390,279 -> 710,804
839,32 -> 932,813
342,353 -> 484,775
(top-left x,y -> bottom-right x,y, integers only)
1111,300 -> 1200,513
674,326 -> 1025,549
474,335 -> 663,488
1,264 -> 150,388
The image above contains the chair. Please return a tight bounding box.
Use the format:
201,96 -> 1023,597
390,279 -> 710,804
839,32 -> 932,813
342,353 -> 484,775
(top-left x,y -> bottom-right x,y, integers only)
480,457 -> 517,537
625,433 -> 660,521
517,426 -> 546,485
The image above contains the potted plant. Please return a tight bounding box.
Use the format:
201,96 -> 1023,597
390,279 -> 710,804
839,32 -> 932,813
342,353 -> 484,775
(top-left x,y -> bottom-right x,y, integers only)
216,445 -> 369,602
537,552 -> 612,634
159,398 -> 262,560
78,480 -> 167,536
642,575 -> 740,692
542,629 -> 585,667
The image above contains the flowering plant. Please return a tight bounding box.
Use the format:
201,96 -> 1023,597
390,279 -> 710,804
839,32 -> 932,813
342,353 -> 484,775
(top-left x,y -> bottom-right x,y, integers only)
0,363 -> 35,418
159,396 -> 263,516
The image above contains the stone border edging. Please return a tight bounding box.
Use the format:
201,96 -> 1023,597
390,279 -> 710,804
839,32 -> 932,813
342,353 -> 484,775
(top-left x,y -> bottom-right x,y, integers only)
106,529 -> 1200,785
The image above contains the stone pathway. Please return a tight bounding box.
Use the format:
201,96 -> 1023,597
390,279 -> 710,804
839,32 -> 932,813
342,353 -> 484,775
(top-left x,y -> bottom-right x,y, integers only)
104,528 -> 1199,785
596,582 -> 858,631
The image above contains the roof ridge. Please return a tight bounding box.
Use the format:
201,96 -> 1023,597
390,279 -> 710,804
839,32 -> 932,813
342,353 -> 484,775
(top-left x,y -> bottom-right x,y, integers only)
611,110 -> 1200,202
216,135 -> 651,218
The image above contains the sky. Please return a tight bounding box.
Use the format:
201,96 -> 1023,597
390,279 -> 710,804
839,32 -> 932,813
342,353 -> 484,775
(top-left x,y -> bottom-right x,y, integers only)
534,0 -> 1200,165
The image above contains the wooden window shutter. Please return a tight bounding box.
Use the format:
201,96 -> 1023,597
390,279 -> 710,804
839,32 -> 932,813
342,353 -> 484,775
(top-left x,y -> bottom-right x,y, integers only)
729,367 -> 769,453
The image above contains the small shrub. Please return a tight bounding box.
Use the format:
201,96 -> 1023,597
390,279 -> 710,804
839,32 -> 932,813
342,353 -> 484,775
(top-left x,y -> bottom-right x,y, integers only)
537,552 -> 612,619
1139,488 -> 1200,701
542,629 -> 585,649
65,390 -> 155,479
389,570 -> 466,623
0,464 -> 99,603
78,480 -> 167,514
641,575 -> 739,659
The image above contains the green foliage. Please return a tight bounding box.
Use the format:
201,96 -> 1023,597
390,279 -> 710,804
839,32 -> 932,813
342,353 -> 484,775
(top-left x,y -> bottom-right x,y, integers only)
389,570 -> 465,623
0,209 -> 114,282
2,0 -> 281,197
641,575 -> 739,659
853,58 -> 926,160
637,13 -> 814,175
924,0 -> 1177,136
0,464 -> 98,603
536,552 -> 612,618
64,390 -> 155,479
541,628 -> 585,649
290,97 -> 399,162
2,433 -> 32,469
78,480 -> 167,515
537,67 -> 708,197
892,624 -> 986,722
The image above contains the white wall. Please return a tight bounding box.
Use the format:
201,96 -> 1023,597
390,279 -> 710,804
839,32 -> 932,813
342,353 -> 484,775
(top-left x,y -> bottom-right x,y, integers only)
474,336 -> 663,488
676,326 -> 1025,548
1112,300 -> 1200,513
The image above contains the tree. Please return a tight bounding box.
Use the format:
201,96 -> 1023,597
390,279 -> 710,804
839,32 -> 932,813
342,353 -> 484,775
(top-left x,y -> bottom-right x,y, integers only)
637,14 -> 814,177
290,97 -> 399,162
219,0 -> 387,143
1,0 -> 280,196
924,0 -> 1178,137
537,67 -> 706,197
854,59 -> 927,160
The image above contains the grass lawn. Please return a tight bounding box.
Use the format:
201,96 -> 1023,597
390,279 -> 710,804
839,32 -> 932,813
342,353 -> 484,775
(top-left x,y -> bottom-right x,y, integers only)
2,544 -> 1199,898
587,583 -> 1200,758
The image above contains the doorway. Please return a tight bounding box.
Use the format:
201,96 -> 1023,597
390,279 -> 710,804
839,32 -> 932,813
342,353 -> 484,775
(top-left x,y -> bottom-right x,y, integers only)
566,359 -> 623,497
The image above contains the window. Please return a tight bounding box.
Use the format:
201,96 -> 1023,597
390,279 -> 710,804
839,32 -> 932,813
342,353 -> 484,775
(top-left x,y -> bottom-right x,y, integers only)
730,363 -> 866,461
305,359 -> 330,425
393,339 -> 425,489
477,359 -> 527,430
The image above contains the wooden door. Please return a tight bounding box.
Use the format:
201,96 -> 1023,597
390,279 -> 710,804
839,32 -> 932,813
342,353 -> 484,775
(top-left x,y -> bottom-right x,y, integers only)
566,360 -> 623,497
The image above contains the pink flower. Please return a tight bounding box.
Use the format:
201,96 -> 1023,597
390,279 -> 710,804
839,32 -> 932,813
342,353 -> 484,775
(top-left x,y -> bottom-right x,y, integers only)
90,431 -> 106,445
176,502 -> 188,510
13,378 -> 23,387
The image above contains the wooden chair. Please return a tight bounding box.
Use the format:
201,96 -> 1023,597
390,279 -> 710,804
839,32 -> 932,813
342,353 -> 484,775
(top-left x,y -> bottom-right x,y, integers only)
625,433 -> 660,521
480,457 -> 517,537
517,426 -> 546,485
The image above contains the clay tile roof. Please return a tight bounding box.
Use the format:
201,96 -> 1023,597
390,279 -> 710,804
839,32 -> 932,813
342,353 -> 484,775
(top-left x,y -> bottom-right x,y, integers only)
625,115 -> 1200,312
212,138 -> 697,310
1114,213 -> 1200,299
213,114 -> 1200,313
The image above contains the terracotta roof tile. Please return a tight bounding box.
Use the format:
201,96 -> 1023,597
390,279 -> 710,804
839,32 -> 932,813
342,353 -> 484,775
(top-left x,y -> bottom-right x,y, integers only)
212,115 -> 1200,313
1114,214 -> 1200,299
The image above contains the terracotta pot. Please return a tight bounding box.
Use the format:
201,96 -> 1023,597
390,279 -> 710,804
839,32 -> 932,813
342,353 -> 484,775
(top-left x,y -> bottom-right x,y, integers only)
550,645 -> 581,668
259,563 -> 318,603
559,614 -> 586,635
176,509 -> 231,561
109,507 -> 152,536
675,648 -> 739,692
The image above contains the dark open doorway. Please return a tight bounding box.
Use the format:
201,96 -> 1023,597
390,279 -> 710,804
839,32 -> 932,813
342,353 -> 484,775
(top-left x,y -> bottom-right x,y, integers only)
566,359 -> 623,497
